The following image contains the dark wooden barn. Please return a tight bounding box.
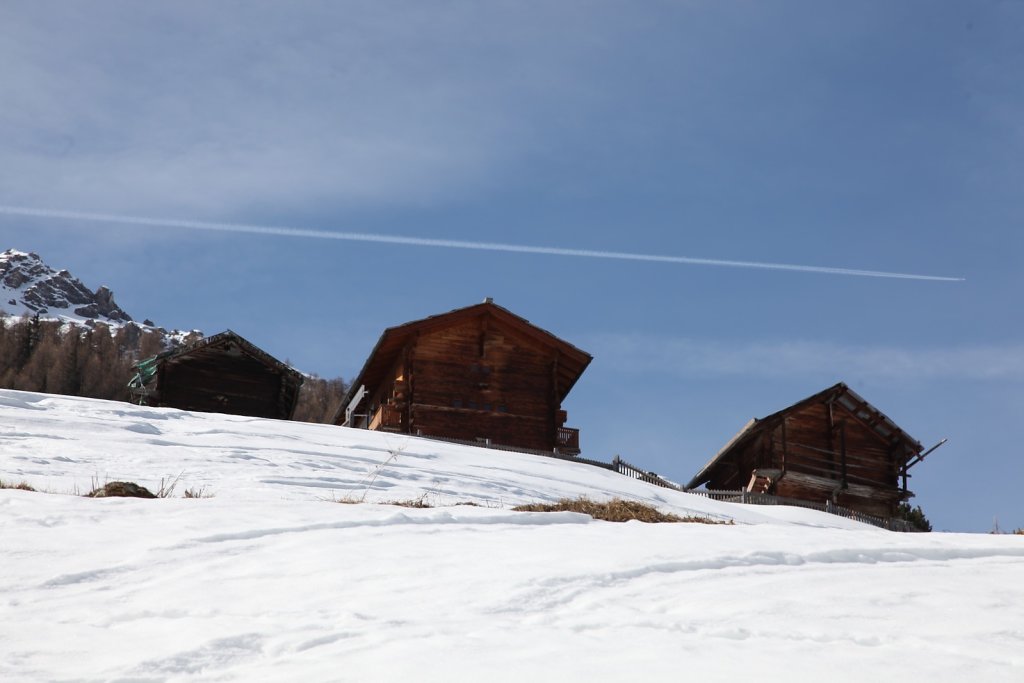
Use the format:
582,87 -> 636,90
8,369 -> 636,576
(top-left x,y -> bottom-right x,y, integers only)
128,330 -> 304,420
334,299 -> 592,455
686,383 -> 931,519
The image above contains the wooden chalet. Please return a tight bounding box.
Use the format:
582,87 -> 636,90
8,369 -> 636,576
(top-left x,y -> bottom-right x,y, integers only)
687,383 -> 931,519
334,299 -> 592,455
128,330 -> 304,420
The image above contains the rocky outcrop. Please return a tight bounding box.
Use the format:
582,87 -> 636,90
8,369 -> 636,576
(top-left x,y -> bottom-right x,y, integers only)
86,481 -> 157,499
1,249 -> 132,323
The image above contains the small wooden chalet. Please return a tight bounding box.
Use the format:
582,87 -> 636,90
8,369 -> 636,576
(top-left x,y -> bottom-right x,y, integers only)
128,330 -> 304,420
334,299 -> 592,455
687,383 -> 932,519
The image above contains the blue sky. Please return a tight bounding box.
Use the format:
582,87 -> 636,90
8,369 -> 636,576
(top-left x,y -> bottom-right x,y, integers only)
2,1 -> 1022,531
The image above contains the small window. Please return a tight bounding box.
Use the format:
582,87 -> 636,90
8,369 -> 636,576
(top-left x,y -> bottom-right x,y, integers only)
468,400 -> 477,410
453,399 -> 463,408
483,403 -> 492,412
497,405 -> 508,413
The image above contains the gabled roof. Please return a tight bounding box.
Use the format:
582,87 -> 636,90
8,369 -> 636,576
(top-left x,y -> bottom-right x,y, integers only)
130,330 -> 303,388
686,382 -> 924,489
334,300 -> 592,425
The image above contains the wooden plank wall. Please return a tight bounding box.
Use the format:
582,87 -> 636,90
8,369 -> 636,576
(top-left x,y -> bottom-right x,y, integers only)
378,318 -> 561,451
157,347 -> 286,419
775,402 -> 899,488
708,399 -> 906,518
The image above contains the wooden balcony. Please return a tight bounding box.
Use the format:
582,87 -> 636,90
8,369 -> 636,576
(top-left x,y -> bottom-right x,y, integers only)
555,426 -> 580,455
369,404 -> 402,432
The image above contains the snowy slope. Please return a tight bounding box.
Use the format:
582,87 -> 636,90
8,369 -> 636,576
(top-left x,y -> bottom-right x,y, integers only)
2,390 -> 1023,682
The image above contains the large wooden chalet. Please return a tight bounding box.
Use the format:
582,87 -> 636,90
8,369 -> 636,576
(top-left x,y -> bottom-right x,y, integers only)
334,299 -> 592,455
686,383 -> 931,519
128,330 -> 304,420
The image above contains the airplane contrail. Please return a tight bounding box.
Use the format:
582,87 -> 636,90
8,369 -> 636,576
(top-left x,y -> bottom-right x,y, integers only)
0,204 -> 964,282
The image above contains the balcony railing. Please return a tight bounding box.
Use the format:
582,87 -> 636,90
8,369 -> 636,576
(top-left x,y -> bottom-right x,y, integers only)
555,427 -> 580,454
369,404 -> 402,431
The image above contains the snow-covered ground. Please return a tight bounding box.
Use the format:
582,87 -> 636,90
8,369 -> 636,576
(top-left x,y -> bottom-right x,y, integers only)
2,390 -> 1023,682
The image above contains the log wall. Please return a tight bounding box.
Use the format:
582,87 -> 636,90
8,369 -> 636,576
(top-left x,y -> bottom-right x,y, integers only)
156,347 -> 289,419
368,317 -> 564,451
707,398 -> 907,518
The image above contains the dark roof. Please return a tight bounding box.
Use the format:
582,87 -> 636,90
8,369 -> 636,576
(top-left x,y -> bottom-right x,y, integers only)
686,382 -> 924,489
131,330 -> 304,387
334,300 -> 592,425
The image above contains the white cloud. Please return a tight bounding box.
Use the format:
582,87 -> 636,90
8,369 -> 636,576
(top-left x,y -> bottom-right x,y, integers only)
586,333 -> 1024,381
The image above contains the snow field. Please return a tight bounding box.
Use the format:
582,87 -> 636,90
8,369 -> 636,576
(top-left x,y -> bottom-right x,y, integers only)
2,389 -> 1024,681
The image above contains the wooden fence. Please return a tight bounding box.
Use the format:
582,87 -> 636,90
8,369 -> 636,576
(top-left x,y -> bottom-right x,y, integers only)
612,455 -> 686,489
678,487 -> 916,531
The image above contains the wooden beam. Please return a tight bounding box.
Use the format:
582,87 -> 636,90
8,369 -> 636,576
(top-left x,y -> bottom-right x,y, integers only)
403,344 -> 413,434
839,421 -> 848,489
781,419 -> 788,472
827,401 -> 837,475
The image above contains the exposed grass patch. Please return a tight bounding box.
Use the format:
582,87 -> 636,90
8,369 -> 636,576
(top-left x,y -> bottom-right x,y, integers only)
92,473 -> 207,499
337,493 -> 433,508
0,479 -> 36,492
3,475 -> 210,499
384,497 -> 433,509
333,492 -> 500,508
1014,528 -> 1024,536
513,497 -> 732,524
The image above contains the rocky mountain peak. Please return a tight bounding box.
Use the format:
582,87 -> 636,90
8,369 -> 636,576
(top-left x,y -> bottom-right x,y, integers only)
1,248 -> 133,324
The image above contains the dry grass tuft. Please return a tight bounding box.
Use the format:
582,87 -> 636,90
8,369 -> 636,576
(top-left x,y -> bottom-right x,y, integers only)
383,497 -> 433,509
183,486 -> 214,499
0,479 -> 36,492
512,496 -> 731,524
1014,528 -> 1024,536
155,473 -> 184,499
338,493 -> 433,508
